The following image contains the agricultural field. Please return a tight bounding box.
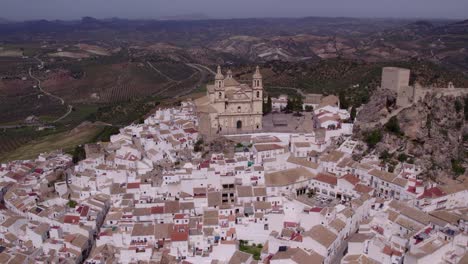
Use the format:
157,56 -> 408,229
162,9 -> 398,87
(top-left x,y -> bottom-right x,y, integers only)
0,122 -> 107,162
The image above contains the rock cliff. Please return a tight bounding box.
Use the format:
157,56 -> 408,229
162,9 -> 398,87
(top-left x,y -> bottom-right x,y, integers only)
355,88 -> 467,178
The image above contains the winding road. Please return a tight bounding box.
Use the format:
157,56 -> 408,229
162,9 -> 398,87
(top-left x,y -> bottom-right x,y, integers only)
147,62 -> 212,98
186,63 -> 216,76
29,65 -> 73,123
265,86 -> 306,97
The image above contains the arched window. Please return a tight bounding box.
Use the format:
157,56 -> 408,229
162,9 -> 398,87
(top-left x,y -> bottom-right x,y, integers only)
256,91 -> 260,98
237,106 -> 241,112
236,120 -> 242,129
219,92 -> 222,99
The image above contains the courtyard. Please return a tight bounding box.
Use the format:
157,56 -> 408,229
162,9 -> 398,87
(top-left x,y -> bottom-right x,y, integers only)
261,112 -> 315,133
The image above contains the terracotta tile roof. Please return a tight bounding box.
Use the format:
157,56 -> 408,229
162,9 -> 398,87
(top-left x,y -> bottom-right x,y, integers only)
131,223 -> 155,237
207,192 -> 222,207
236,186 -> 253,198
314,173 -> 337,185
321,150 -> 345,163
228,250 -> 252,264
127,182 -> 140,189
164,201 -> 180,214
265,167 -> 315,187
329,218 -> 346,232
253,187 -> 267,197
304,225 -> 337,248
353,184 -> 374,194
369,169 -> 397,183
418,187 -> 446,199
342,174 -> 360,185
154,223 -> 173,239
254,144 -> 284,152
287,155 -> 319,169
64,215 -> 80,224
171,226 -> 189,242
392,177 -> 408,187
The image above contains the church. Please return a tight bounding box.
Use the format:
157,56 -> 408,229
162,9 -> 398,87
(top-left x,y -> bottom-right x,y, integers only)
195,66 -> 263,136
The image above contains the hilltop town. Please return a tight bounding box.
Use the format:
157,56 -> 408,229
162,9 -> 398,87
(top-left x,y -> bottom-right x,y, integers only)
0,66 -> 466,264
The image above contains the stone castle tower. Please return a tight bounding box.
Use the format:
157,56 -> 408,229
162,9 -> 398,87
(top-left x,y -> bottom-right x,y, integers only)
196,66 -> 263,136
381,67 -> 468,108
381,67 -> 413,107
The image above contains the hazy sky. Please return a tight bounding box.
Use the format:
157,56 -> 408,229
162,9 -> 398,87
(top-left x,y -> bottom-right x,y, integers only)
2,0 -> 467,21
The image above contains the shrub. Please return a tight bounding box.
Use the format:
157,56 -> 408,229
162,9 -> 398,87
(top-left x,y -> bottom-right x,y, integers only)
464,97 -> 468,120
397,153 -> 408,162
67,200 -> 77,208
451,159 -> 466,176
379,150 -> 392,162
72,145 -> 86,164
365,129 -> 382,148
455,100 -> 462,113
194,138 -> 204,152
385,116 -> 402,136
304,105 -> 314,112
350,107 -> 357,122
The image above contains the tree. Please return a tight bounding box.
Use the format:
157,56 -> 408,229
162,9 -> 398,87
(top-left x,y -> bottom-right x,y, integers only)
365,129 -> 382,148
295,96 -> 304,112
451,159 -> 466,177
379,150 -> 392,162
72,145 -> 86,164
263,96 -> 272,114
194,138 -> 204,152
464,97 -> 468,120
385,116 -> 402,136
339,91 -> 349,110
286,96 -> 303,113
67,200 -> 77,208
304,105 -> 314,112
350,106 -> 357,122
397,153 -> 408,162
455,99 -> 462,113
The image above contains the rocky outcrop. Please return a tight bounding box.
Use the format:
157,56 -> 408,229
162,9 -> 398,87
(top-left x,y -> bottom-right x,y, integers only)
398,94 -> 466,170
355,89 -> 467,177
354,88 -> 397,131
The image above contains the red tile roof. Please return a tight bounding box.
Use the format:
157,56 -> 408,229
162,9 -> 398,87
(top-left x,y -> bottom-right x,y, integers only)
315,173 -> 337,185
79,206 -> 89,217
353,184 -> 374,194
64,215 -> 80,224
342,174 -> 360,186
418,187 -> 446,199
183,128 -> 198,134
283,221 -> 298,228
127,182 -> 140,189
151,206 -> 164,214
171,227 -> 189,241
309,207 -> 323,213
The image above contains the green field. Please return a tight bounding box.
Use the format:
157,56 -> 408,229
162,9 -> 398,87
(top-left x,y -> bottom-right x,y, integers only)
0,124 -> 106,162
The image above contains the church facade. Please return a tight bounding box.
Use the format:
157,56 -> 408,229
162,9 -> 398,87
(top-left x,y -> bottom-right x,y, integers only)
196,66 -> 263,136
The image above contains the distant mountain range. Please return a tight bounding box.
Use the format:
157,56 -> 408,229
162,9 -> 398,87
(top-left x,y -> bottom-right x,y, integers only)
0,16 -> 467,72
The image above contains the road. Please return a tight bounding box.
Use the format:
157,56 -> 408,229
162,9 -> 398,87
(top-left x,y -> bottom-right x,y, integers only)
146,62 -> 212,98
186,63 -> 216,76
147,61 -> 177,82
266,86 -> 306,97
173,63 -> 209,98
29,67 -> 73,123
